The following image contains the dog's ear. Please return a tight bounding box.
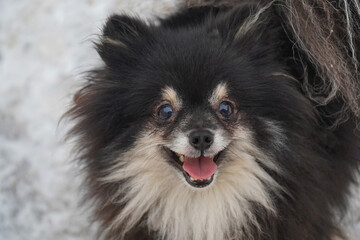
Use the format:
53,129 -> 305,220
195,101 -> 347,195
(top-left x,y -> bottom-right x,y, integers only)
102,15 -> 148,42
215,2 -> 283,52
97,15 -> 151,68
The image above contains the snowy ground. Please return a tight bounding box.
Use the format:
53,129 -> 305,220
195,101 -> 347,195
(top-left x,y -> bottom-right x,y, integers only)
0,0 -> 359,239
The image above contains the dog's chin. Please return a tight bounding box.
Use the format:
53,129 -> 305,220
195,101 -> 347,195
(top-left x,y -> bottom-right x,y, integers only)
163,147 -> 222,188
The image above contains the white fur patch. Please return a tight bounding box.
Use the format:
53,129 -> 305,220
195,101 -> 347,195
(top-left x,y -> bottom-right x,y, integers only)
166,128 -> 231,158
100,124 -> 282,240
204,128 -> 231,157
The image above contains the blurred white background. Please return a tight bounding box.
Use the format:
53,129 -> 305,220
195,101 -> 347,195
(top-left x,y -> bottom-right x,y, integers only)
0,0 -> 181,239
0,0 -> 359,239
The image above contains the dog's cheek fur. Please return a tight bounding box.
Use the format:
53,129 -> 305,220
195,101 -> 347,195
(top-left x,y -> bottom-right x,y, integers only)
90,125 -> 282,240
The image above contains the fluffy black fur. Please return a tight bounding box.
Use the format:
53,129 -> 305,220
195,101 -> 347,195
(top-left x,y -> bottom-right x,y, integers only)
67,2 -> 359,240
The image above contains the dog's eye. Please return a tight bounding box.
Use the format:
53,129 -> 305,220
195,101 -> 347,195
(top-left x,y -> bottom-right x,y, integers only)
157,104 -> 174,120
219,101 -> 234,118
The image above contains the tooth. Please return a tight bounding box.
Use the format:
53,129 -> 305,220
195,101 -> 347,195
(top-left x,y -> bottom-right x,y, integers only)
176,152 -> 182,157
179,155 -> 184,162
190,177 -> 195,181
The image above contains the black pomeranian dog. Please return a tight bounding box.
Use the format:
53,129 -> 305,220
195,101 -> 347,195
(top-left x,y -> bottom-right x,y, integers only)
67,0 -> 360,239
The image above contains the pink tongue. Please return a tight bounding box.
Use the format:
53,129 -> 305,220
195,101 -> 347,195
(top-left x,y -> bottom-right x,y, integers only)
183,155 -> 217,179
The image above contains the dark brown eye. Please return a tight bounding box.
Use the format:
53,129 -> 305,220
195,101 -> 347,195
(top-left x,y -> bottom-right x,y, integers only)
157,104 -> 174,120
219,101 -> 234,118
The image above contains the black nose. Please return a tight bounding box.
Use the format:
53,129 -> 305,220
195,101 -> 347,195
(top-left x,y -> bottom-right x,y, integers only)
189,130 -> 214,151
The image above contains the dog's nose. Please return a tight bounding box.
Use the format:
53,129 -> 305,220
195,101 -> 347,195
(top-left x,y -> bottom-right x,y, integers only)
189,130 -> 214,151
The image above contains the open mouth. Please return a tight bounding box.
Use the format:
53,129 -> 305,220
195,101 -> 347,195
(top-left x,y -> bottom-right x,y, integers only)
164,148 -> 221,188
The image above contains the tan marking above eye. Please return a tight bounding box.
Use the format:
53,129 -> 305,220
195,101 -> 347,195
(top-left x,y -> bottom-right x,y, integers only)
161,86 -> 182,110
209,82 -> 229,106
209,83 -> 239,120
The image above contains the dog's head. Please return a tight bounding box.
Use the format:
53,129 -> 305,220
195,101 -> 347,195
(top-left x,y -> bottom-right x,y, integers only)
69,5 -> 319,240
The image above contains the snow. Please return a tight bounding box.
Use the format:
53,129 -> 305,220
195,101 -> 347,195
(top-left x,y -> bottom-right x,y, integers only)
0,1 -> 181,239
0,0 -> 358,239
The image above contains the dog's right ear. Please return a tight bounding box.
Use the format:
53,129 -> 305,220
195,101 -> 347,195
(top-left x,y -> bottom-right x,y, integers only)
97,15 -> 151,68
214,2 -> 280,48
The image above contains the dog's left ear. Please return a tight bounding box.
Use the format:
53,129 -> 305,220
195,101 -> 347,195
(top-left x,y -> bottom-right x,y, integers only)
102,15 -> 149,43
97,15 -> 151,68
